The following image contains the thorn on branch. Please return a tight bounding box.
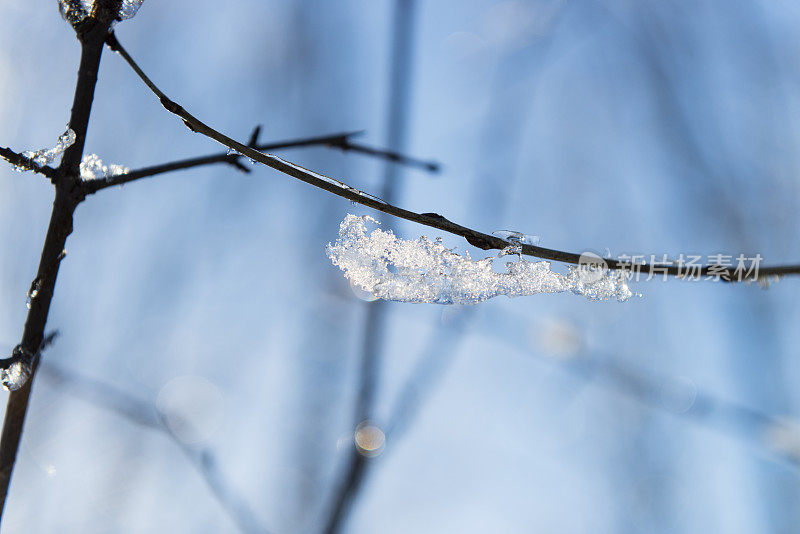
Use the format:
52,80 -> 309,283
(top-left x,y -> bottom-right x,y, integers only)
105,30 -> 121,52
248,126 -> 261,148
223,125 -> 264,174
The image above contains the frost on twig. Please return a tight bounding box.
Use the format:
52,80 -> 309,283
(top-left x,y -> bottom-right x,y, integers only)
0,346 -> 34,392
0,333 -> 58,392
327,215 -> 635,305
13,128 -> 75,172
116,0 -> 145,20
59,0 -> 145,26
79,153 -> 129,181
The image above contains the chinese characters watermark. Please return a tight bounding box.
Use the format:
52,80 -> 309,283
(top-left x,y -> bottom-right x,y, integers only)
577,252 -> 764,282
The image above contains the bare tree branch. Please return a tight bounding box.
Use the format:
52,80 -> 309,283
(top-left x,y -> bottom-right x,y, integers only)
0,15 -> 115,517
103,32 -> 800,281
84,130 -> 439,192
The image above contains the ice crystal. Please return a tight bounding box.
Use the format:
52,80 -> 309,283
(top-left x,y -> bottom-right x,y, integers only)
1,346 -> 34,392
327,214 -> 634,305
58,0 -> 145,25
58,0 -> 92,25
118,0 -> 145,20
79,154 -> 129,181
26,279 -> 42,310
493,230 -> 541,246
14,128 -> 75,172
493,230 -> 541,257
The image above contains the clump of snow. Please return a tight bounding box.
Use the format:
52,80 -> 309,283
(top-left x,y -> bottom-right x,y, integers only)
1,346 -> 34,392
58,0 -> 145,25
58,0 -> 92,25
492,230 -> 540,257
327,214 -> 634,305
14,128 -> 75,172
117,0 -> 145,20
80,153 -> 129,181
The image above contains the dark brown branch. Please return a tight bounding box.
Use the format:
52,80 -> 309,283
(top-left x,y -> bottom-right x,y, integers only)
39,363 -> 271,534
105,32 -> 800,282
0,147 -> 58,180
0,17 -> 113,518
84,130 -> 438,193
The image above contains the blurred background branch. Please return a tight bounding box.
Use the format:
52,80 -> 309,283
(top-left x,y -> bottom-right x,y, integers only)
39,361 -> 272,534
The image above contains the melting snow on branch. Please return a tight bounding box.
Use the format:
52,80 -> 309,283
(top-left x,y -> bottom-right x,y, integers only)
327,215 -> 635,305
58,0 -> 145,25
80,154 -> 129,181
1,346 -> 34,392
118,0 -> 145,20
14,128 -> 75,172
58,0 -> 91,25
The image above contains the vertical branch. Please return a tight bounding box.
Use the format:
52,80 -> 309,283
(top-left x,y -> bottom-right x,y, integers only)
321,2 -> 417,533
0,16 -> 113,517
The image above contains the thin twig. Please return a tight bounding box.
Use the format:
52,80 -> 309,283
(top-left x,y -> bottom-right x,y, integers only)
103,32 -> 800,281
337,139 -> 439,172
84,130 -> 439,192
0,147 -> 58,180
39,363 -> 271,534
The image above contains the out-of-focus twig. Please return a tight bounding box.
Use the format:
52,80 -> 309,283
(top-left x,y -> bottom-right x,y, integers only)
39,362 -> 272,534
485,308 -> 800,471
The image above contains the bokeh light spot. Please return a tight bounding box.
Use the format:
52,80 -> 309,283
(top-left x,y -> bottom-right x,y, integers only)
354,421 -> 385,457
